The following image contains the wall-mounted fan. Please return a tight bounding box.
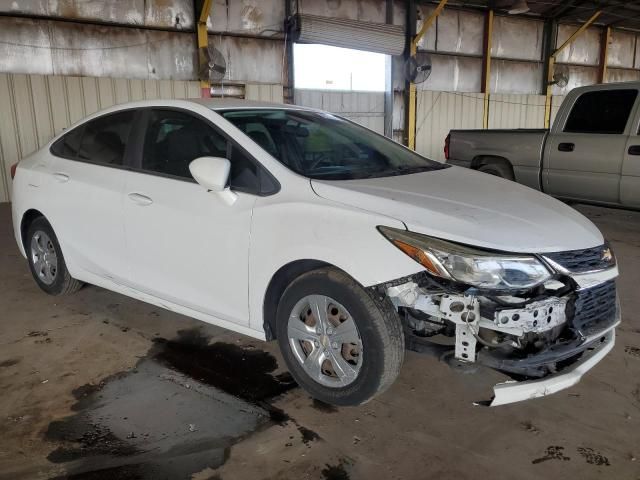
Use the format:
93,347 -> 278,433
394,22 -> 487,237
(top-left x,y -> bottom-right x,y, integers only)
550,68 -> 569,88
199,46 -> 227,82
405,52 -> 432,84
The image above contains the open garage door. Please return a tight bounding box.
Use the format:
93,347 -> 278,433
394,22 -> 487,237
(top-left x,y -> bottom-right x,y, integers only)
291,14 -> 405,56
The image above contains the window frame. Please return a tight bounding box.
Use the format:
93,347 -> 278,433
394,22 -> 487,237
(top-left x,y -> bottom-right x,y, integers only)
49,108 -> 141,170
562,89 -> 639,135
126,107 -> 280,197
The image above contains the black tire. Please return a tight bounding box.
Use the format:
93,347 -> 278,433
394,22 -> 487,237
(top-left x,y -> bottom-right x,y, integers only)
26,216 -> 84,296
478,162 -> 515,181
276,267 -> 404,406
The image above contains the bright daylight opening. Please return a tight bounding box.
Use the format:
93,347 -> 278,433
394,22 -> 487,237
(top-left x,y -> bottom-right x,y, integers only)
293,43 -> 387,92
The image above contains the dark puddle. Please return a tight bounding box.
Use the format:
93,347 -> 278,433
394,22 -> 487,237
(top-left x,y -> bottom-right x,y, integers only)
0,358 -> 20,368
153,329 -> 296,402
322,459 -> 351,480
46,328 -> 298,479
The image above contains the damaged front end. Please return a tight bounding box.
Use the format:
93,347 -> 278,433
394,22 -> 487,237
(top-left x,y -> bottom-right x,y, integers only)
376,227 -> 620,406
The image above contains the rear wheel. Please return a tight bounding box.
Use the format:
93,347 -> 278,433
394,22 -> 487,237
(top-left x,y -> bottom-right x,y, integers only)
276,267 -> 404,406
26,217 -> 84,296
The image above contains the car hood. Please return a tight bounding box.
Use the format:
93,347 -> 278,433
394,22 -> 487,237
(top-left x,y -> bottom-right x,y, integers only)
311,166 -> 603,253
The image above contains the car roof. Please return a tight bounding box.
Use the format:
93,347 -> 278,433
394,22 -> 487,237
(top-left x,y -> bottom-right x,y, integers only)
189,98 -> 312,111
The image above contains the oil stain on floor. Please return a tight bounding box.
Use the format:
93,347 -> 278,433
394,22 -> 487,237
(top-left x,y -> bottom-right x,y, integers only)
46,329 -> 297,479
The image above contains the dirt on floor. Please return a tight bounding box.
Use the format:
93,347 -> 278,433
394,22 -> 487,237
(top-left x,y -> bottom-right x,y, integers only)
1,202 -> 640,480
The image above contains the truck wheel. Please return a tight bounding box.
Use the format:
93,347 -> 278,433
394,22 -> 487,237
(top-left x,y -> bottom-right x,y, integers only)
26,217 -> 84,296
478,162 -> 514,181
276,267 -> 404,406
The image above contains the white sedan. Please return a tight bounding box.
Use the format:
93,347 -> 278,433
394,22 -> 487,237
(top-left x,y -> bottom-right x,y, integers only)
11,99 -> 620,406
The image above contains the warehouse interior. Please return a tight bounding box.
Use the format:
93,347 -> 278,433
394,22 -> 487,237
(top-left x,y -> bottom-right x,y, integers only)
1,0 -> 640,479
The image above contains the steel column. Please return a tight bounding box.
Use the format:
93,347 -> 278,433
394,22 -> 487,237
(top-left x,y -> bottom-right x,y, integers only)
481,10 -> 494,129
384,0 -> 394,138
196,0 -> 213,98
407,0 -> 448,150
597,26 -> 611,83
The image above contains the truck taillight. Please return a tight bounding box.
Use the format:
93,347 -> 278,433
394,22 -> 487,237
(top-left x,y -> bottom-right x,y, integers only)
10,163 -> 18,180
444,133 -> 451,160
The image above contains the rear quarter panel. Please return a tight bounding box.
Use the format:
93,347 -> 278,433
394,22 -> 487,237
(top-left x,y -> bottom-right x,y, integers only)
10,149 -> 55,258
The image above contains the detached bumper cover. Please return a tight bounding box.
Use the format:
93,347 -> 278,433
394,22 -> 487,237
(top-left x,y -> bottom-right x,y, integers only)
489,322 -> 617,406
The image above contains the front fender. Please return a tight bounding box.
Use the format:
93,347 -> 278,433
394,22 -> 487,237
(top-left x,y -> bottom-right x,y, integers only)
248,194 -> 423,332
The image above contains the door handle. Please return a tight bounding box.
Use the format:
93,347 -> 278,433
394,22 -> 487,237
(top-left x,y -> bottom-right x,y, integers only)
558,142 -> 575,152
128,192 -> 153,206
628,145 -> 640,156
53,172 -> 70,182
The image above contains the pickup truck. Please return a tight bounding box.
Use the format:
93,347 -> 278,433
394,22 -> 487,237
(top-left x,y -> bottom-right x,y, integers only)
445,82 -> 640,209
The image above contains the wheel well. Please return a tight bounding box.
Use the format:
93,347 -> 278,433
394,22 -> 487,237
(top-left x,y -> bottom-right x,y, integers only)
20,209 -> 45,250
263,259 -> 330,341
471,155 -> 512,170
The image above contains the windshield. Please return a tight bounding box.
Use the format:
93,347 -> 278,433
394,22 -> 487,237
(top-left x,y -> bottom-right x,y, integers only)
219,109 -> 448,180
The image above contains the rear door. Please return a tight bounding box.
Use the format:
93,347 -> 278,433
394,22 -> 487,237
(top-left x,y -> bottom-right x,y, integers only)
122,108 -> 274,326
47,109 -> 138,283
543,88 -> 638,204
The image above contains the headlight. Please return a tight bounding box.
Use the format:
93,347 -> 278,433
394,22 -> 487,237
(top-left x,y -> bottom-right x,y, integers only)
378,226 -> 551,290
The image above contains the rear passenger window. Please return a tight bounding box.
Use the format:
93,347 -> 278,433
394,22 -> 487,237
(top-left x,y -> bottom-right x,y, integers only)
564,89 -> 638,134
50,126 -> 84,159
77,111 -> 135,165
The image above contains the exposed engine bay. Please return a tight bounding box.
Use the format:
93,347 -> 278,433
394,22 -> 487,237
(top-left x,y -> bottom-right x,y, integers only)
379,265 -> 620,405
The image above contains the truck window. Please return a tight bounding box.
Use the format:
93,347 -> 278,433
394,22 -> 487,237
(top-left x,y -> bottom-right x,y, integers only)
564,89 -> 638,135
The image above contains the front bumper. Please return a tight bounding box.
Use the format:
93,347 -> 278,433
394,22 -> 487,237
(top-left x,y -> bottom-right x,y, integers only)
385,268 -> 620,406
490,322 -> 617,406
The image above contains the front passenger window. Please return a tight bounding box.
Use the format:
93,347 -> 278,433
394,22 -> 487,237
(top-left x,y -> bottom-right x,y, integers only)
142,110 -> 227,179
564,89 -> 638,134
141,109 -> 271,194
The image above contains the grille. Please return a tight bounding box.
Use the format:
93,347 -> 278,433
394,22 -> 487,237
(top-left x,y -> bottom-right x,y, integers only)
543,244 -> 614,273
570,280 -> 617,336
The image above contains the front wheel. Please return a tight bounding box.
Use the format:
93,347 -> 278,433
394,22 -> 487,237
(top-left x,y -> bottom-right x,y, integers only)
276,267 -> 404,406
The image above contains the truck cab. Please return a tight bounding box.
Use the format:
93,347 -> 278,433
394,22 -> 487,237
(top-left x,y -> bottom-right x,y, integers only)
543,83 -> 640,207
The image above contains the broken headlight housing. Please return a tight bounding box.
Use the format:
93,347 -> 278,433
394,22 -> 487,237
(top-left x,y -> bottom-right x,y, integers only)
378,226 -> 551,290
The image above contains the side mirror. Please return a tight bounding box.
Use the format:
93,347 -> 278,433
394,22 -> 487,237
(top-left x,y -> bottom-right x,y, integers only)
189,156 -> 237,205
189,156 -> 230,192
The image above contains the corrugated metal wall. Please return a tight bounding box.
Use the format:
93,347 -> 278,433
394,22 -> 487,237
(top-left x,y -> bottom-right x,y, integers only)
488,94 -> 546,129
415,91 -> 484,161
294,89 -> 385,134
245,84 -> 284,103
0,73 -> 200,202
416,91 -> 567,161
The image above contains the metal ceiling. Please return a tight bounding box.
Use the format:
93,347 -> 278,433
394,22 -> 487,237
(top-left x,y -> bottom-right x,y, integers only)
420,1 -> 640,31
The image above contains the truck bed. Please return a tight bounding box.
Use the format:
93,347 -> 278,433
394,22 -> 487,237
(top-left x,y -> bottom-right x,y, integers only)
446,128 -> 549,190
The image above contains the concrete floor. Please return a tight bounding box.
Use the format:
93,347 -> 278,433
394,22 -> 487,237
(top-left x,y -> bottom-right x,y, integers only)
1,202 -> 640,480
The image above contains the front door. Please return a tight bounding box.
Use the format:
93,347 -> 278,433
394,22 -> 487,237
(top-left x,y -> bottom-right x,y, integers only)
622,131 -> 640,208
122,108 -> 261,326
543,88 -> 638,204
